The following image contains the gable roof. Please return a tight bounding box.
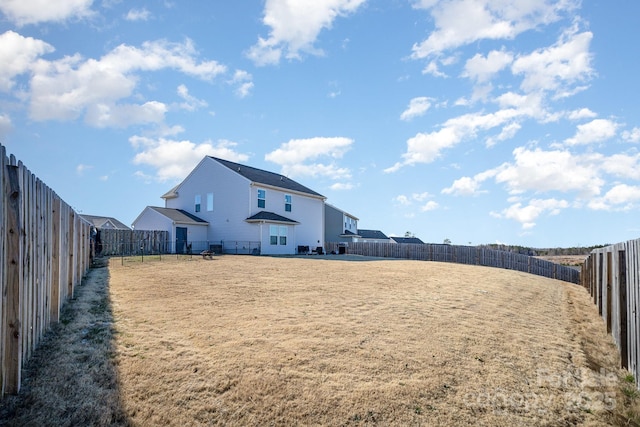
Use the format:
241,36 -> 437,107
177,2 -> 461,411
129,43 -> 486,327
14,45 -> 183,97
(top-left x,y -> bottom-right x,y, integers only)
147,207 -> 208,225
325,203 -> 359,221
391,237 -> 425,244
245,211 -> 299,224
357,229 -> 389,240
80,214 -> 131,230
210,157 -> 325,199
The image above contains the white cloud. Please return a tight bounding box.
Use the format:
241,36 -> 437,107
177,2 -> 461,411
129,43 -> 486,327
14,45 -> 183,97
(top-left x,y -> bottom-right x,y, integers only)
247,0 -> 367,66
177,84 -> 208,111
76,163 -> 93,176
622,127 -> 640,143
393,192 -> 438,213
598,152 -> 640,180
229,70 -> 254,98
422,60 -> 448,77
394,192 -> 432,205
564,118 -> 618,146
512,27 -> 594,95
442,168 -> 497,196
420,200 -> 439,212
394,195 -> 411,206
0,0 -> 94,26
330,182 -> 354,190
0,113 -> 12,137
485,122 -> 521,147
588,184 -> 640,211
495,147 -> 603,197
567,108 -> 597,120
462,49 -> 513,83
0,31 -> 54,92
125,8 -> 151,21
442,176 -> 478,196
131,137 -> 249,182
265,136 -> 353,180
400,97 -> 432,121
84,101 -> 167,128
28,38 -> 226,126
494,198 -> 569,229
386,108 -> 522,172
411,0 -> 578,59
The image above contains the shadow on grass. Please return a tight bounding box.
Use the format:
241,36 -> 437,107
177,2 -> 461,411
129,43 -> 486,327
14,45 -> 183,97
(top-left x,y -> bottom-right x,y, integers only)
0,257 -> 130,427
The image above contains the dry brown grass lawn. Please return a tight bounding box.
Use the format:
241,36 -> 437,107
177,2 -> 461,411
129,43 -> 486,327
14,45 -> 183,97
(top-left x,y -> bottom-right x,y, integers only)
1,254 -> 639,426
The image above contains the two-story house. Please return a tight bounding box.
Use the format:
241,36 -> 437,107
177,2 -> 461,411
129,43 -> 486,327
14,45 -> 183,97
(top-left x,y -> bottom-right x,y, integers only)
324,203 -> 360,243
133,156 -> 327,255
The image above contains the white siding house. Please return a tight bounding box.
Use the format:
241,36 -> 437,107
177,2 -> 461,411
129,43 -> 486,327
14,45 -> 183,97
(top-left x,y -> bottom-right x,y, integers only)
133,156 -> 326,255
132,206 -> 209,253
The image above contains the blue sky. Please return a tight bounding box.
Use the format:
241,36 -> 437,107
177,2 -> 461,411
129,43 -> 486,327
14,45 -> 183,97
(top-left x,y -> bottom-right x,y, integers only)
1,0 -> 639,248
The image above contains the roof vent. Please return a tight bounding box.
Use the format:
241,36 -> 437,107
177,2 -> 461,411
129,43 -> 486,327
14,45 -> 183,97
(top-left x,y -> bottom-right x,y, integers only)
237,167 -> 241,172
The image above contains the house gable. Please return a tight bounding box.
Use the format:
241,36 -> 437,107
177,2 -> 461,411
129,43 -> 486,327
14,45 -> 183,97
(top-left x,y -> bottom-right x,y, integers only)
80,214 -> 131,230
147,155 -> 326,255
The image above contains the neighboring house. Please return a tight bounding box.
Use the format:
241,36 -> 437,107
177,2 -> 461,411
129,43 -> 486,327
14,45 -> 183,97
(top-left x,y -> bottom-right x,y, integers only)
133,156 -> 326,255
391,236 -> 425,244
132,207 -> 208,254
80,214 -> 131,230
324,203 -> 360,243
355,229 -> 391,243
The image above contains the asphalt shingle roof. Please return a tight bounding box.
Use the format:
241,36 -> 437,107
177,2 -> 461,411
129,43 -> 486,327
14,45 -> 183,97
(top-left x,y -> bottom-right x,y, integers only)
80,214 -> 131,230
357,229 -> 389,240
211,157 -> 325,198
245,211 -> 299,224
148,207 -> 208,224
391,237 -> 425,244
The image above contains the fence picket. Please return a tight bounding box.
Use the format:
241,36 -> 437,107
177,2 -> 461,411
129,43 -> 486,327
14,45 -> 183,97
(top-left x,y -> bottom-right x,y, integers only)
0,144 -> 91,397
583,238 -> 640,389
325,242 -> 580,284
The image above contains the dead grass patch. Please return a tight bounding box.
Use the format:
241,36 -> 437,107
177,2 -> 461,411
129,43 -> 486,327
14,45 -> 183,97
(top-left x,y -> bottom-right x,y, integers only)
108,256 -> 638,426
1,255 -> 638,426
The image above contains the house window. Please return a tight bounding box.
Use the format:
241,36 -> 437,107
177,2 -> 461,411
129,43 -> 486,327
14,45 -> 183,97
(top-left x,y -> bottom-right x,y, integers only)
195,194 -> 201,212
207,193 -> 213,211
285,194 -> 292,212
258,189 -> 266,209
269,225 -> 288,245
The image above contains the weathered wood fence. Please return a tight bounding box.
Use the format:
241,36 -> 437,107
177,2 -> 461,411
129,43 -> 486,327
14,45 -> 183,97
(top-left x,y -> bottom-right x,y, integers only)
0,144 -> 91,396
99,229 -> 169,256
582,238 -> 640,388
327,242 -> 580,284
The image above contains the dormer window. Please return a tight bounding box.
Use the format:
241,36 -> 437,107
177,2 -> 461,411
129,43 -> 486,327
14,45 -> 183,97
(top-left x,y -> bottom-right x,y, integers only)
257,189 -> 266,208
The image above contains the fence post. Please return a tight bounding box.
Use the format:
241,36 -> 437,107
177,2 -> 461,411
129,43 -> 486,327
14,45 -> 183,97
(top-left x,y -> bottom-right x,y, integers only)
67,211 -> 75,297
50,197 -> 61,323
606,252 -> 613,334
3,160 -> 23,395
619,250 -> 628,370
598,253 -> 603,316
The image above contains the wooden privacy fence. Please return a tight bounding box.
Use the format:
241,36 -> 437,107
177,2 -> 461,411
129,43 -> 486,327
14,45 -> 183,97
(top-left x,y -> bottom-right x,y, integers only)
326,242 -> 580,284
99,229 -> 169,256
0,144 -> 91,397
582,238 -> 640,388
